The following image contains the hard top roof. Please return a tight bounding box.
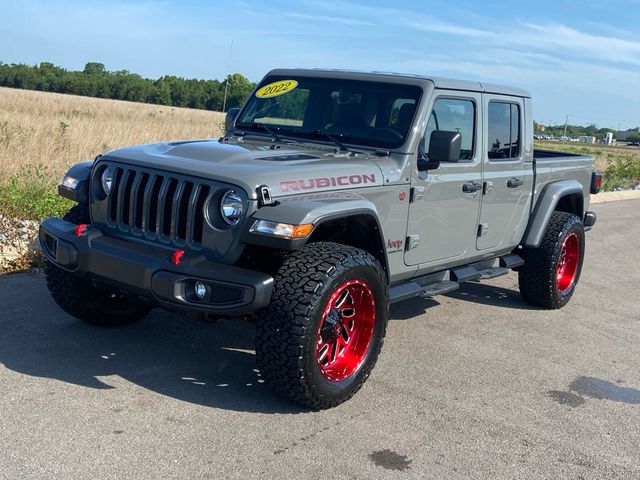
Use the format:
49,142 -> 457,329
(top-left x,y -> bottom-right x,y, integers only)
266,68 -> 531,98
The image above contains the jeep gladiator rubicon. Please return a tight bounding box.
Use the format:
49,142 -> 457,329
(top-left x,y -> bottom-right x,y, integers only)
40,69 -> 601,409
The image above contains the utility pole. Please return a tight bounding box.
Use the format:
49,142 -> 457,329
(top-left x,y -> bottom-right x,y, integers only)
222,40 -> 234,113
563,115 -> 569,142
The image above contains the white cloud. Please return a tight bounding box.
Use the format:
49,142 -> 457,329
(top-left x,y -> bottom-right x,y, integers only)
406,20 -> 495,38
507,22 -> 640,66
283,12 -> 374,27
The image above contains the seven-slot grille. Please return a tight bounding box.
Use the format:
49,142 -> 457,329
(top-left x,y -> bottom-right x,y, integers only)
103,166 -> 211,249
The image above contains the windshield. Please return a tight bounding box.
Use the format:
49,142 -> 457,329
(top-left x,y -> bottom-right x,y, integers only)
235,76 -> 422,149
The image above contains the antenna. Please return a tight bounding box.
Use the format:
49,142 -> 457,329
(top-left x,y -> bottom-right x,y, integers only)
222,40 -> 234,113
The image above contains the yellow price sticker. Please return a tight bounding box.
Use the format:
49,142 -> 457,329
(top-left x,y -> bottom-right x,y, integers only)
255,80 -> 298,98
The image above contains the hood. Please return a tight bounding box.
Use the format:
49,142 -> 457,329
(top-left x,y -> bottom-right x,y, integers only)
103,139 -> 385,199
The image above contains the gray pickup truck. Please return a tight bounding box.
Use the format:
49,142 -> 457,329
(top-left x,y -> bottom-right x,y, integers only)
40,69 -> 601,409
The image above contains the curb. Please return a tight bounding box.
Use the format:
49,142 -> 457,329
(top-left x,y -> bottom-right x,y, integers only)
590,190 -> 640,204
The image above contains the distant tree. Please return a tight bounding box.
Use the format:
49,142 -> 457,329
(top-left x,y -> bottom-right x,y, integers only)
0,60 -> 254,112
584,124 -> 597,137
222,73 -> 255,110
153,82 -> 172,105
628,132 -> 640,143
83,62 -> 106,75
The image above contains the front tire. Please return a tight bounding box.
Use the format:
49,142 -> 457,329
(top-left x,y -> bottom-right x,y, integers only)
518,211 -> 585,309
255,242 -> 388,409
44,205 -> 151,326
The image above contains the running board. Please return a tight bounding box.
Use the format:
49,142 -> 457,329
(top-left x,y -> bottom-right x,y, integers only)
477,267 -> 508,279
389,253 -> 524,304
389,280 -> 458,303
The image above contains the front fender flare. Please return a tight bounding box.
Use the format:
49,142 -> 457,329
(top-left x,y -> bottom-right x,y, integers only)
58,160 -> 94,204
241,192 -> 388,265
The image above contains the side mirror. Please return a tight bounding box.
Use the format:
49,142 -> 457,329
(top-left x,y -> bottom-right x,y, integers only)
428,130 -> 461,163
225,107 -> 240,131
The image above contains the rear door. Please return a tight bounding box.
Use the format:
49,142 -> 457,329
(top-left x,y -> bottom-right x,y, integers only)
476,95 -> 529,251
405,91 -> 482,266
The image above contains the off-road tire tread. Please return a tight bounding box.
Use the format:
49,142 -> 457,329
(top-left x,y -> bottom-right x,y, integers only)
255,242 -> 388,409
518,211 -> 584,309
44,205 -> 150,326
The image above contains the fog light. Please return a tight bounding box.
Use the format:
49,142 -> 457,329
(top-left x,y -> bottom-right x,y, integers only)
194,281 -> 208,299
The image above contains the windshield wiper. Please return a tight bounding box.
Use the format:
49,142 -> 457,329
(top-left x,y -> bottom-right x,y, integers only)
235,122 -> 290,143
300,130 -> 353,152
257,123 -> 283,142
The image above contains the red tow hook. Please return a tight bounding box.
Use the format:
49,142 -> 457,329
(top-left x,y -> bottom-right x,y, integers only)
74,224 -> 88,236
171,249 -> 185,265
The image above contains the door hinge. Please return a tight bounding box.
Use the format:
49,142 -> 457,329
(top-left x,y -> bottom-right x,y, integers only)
410,186 -> 424,203
478,223 -> 489,237
406,234 -> 420,250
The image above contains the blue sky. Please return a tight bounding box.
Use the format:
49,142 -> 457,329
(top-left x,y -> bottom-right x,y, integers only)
1,0 -> 639,129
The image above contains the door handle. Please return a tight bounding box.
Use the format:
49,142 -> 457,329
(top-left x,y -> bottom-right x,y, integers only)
462,182 -> 482,193
507,178 -> 524,188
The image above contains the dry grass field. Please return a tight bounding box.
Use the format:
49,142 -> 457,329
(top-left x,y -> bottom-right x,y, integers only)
0,86 -> 225,180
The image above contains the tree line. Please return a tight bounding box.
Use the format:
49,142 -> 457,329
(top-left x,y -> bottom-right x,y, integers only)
0,61 -> 255,111
535,121 -> 618,140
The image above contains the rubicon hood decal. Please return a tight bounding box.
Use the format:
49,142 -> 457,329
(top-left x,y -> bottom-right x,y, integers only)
280,174 -> 377,192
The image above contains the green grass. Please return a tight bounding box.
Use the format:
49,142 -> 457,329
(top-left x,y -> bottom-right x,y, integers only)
602,156 -> 640,191
0,164 -> 71,221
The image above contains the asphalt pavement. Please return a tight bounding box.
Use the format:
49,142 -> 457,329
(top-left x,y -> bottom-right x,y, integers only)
1,199 -> 639,479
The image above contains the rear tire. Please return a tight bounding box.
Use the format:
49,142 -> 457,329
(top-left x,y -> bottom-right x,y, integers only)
255,242 -> 388,409
518,211 -> 585,309
44,205 -> 151,326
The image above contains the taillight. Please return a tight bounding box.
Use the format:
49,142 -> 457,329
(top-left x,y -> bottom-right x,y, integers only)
591,171 -> 602,194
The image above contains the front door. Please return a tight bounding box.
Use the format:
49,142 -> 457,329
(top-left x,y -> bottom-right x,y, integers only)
405,91 -> 482,266
476,95 -> 529,251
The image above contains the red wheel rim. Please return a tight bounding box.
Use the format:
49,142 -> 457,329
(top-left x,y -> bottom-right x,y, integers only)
315,279 -> 376,382
556,232 -> 580,293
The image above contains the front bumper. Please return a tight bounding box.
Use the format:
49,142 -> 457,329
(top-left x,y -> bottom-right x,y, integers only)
39,218 -> 274,315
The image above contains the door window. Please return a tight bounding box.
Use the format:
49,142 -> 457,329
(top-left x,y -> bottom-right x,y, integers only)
488,102 -> 521,160
423,98 -> 475,161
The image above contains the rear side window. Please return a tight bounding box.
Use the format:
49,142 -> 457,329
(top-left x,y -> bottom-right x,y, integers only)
423,98 -> 475,161
488,102 -> 520,160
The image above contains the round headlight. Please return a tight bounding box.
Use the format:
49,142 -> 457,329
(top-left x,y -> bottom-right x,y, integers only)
100,167 -> 113,196
220,190 -> 243,225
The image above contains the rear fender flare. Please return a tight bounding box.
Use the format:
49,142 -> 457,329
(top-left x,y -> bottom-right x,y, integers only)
522,180 -> 584,248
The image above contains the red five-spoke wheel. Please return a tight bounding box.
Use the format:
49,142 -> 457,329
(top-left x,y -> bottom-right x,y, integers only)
556,232 -> 580,293
315,279 -> 376,382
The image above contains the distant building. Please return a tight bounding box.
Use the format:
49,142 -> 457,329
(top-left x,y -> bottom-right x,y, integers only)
537,124 -> 546,132
605,132 -> 614,145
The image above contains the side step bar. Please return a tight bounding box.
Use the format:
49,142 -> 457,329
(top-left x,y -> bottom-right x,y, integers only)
389,253 -> 524,304
390,280 -> 459,303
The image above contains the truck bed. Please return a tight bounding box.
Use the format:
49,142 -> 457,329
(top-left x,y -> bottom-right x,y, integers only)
531,149 -> 595,212
533,149 -> 591,160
